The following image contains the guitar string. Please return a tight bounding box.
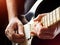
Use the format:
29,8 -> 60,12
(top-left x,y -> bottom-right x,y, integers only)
46,13 -> 48,27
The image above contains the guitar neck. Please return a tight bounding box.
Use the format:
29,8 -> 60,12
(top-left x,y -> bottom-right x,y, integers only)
41,7 -> 60,27
24,7 -> 60,39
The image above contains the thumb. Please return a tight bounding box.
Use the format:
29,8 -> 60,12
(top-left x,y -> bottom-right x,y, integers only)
34,14 -> 45,22
18,23 -> 24,36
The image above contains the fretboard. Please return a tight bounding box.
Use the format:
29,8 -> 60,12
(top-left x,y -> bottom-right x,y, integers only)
41,7 -> 60,27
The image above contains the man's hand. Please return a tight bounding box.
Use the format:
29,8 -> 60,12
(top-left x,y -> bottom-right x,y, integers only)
5,17 -> 25,43
32,14 -> 60,39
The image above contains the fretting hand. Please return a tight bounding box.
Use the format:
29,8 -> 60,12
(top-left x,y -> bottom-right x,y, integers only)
32,14 -> 60,39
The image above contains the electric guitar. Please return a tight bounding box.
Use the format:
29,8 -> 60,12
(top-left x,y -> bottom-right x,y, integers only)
12,0 -> 43,45
12,0 -> 60,45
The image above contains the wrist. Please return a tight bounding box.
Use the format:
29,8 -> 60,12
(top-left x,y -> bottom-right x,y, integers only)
9,16 -> 18,22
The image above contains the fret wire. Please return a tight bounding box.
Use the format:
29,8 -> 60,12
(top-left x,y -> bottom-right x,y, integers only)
42,16 -> 45,26
49,13 -> 51,25
55,7 -> 60,21
47,13 -> 50,26
49,12 -> 53,25
47,13 -> 49,27
44,16 -> 45,26
48,13 -> 50,27
52,10 -> 56,23
52,10 -> 55,24
43,16 -> 45,26
44,17 -> 45,26
51,11 -> 53,25
46,14 -> 48,27
44,15 -> 47,27
55,9 -> 57,22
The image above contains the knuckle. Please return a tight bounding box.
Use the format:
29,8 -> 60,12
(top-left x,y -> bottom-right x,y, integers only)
8,33 -> 14,41
5,29 -> 9,36
5,30 -> 14,41
37,32 -> 55,39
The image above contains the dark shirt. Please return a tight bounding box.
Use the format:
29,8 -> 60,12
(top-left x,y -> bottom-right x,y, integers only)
35,0 -> 60,17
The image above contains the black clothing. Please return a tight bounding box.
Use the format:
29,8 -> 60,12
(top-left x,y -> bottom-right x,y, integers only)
35,0 -> 60,17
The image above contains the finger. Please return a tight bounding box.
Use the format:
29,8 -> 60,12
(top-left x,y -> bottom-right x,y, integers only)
5,27 -> 15,40
34,14 -> 45,22
5,23 -> 20,40
12,36 -> 25,43
31,25 -> 37,36
7,31 -> 25,42
7,32 -> 25,43
38,33 -> 54,39
40,26 -> 52,35
40,26 -> 56,36
12,33 -> 25,39
34,23 -> 52,36
34,23 -> 43,36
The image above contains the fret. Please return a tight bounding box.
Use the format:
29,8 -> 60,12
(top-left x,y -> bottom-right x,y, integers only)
42,15 -> 48,27
42,16 -> 47,27
49,12 -> 53,25
52,10 -> 56,23
42,16 -> 45,26
55,7 -> 60,21
47,13 -> 50,26
44,16 -> 47,27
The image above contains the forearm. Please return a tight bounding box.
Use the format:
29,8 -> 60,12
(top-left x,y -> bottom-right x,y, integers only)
6,0 -> 17,22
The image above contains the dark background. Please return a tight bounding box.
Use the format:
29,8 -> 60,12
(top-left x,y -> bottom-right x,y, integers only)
0,0 -> 60,45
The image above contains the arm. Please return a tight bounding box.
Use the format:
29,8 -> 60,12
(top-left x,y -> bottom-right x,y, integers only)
6,0 -> 17,21
5,0 -> 25,43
